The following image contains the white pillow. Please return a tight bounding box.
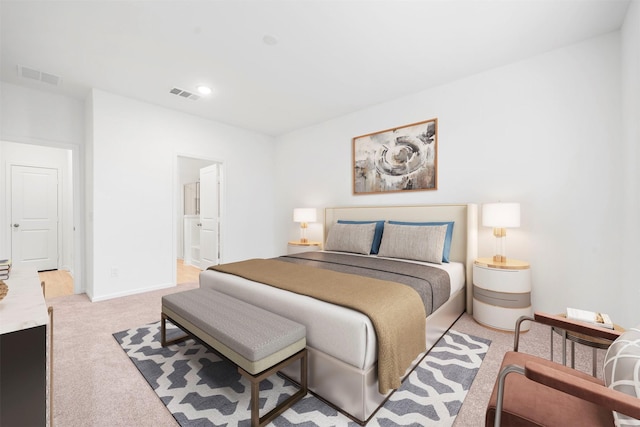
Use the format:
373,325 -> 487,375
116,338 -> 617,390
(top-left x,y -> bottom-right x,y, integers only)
324,222 -> 376,255
377,223 -> 447,264
603,325 -> 640,426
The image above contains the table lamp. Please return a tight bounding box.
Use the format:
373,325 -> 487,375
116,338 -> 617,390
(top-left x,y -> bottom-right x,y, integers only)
293,208 -> 316,243
482,202 -> 520,263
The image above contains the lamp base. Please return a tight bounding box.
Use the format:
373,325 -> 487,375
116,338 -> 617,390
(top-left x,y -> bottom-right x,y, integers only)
299,222 -> 308,244
493,229 -> 508,264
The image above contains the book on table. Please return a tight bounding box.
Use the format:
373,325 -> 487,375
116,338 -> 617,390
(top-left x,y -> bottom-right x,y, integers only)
566,307 -> 613,329
0,259 -> 11,268
0,259 -> 11,279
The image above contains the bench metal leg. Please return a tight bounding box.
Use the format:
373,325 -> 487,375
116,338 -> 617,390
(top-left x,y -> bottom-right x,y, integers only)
160,313 -> 190,347
239,349 -> 308,427
571,340 -> 575,369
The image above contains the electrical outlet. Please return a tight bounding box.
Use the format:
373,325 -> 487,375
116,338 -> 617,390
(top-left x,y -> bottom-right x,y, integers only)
110,268 -> 119,278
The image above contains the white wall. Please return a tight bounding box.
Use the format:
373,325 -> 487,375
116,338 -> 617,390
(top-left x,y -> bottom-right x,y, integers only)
86,90 -> 277,301
0,82 -> 84,288
620,1 -> 640,327
2,17 -> 635,326
0,82 -> 85,146
275,32 -> 636,326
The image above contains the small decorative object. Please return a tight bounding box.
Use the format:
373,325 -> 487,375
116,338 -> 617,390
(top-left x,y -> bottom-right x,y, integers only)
482,202 -> 521,263
0,258 -> 10,280
293,208 -> 317,243
0,280 -> 8,301
353,118 -> 437,194
567,307 -> 614,329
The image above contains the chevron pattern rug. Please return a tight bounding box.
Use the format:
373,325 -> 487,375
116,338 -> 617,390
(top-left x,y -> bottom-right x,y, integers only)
114,321 -> 490,426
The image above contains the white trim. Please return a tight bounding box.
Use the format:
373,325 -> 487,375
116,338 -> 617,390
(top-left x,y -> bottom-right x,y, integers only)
0,138 -> 85,294
89,281 -> 176,302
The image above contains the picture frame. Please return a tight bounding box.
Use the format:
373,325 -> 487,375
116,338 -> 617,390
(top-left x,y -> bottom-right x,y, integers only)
352,118 -> 438,194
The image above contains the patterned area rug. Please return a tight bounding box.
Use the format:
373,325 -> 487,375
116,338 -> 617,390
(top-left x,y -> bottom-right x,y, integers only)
114,322 -> 490,426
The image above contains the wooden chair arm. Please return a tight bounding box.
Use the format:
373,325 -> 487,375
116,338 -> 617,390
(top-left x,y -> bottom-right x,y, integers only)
533,311 -> 622,341
525,361 -> 640,420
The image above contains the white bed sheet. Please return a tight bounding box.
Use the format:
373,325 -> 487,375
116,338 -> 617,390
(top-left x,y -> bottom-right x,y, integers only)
198,253 -> 464,372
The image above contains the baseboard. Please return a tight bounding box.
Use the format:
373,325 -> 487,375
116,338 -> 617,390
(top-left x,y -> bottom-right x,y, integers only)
59,264 -> 73,274
89,282 -> 176,302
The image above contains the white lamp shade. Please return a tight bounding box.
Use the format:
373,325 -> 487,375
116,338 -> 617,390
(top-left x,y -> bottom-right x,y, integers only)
482,203 -> 520,228
293,208 -> 317,223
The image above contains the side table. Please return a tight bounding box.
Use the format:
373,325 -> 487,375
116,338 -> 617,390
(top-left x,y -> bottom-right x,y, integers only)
551,313 -> 624,376
472,258 -> 532,331
287,240 -> 322,255
0,268 -> 49,426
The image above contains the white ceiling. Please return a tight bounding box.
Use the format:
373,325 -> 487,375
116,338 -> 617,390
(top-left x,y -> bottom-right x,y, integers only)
0,0 -> 631,136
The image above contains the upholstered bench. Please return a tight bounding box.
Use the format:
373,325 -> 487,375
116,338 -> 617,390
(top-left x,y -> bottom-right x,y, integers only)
161,288 -> 307,427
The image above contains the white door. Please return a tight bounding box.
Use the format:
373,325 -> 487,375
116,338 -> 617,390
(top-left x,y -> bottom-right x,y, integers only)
11,165 -> 59,271
199,164 -> 219,269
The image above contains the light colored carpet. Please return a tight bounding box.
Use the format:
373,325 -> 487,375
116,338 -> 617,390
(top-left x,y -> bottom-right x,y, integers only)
49,284 -> 604,426
50,283 -> 198,426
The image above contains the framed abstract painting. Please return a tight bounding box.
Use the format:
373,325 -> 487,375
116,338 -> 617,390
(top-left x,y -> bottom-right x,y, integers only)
353,118 -> 438,194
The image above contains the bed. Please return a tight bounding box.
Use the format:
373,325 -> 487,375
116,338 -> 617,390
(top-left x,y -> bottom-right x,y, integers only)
199,204 -> 478,424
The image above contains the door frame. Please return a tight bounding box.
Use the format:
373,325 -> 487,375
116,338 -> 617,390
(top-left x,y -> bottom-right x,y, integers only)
1,139 -> 84,294
174,152 -> 225,283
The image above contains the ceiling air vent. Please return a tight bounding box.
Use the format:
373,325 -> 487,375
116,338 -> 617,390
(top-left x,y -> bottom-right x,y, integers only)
169,87 -> 200,101
17,65 -> 62,86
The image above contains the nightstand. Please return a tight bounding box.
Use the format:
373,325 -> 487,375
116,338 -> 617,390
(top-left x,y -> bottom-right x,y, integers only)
287,241 -> 322,254
472,257 -> 532,331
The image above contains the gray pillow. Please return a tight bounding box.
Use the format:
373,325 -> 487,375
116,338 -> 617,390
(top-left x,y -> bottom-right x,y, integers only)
324,222 -> 376,255
603,325 -> 640,426
377,223 -> 447,264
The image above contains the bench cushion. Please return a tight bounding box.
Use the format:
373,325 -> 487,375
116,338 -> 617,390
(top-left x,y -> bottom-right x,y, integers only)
162,288 -> 306,375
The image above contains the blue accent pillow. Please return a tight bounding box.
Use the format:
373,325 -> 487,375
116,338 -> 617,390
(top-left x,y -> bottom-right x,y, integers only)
388,221 -> 455,262
337,220 -> 385,254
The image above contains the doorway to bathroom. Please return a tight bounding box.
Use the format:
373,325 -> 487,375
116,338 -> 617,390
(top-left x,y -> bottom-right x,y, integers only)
176,155 -> 222,281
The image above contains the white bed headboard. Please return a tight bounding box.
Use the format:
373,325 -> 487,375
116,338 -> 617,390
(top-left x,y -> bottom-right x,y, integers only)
324,204 -> 478,312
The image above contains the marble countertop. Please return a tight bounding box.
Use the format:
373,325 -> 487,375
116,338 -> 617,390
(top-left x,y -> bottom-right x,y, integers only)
0,268 -> 49,335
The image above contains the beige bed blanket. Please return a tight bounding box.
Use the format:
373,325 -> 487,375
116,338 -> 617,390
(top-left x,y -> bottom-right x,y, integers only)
209,258 -> 427,393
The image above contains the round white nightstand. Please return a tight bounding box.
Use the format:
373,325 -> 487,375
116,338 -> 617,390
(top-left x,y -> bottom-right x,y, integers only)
472,257 -> 532,331
287,241 -> 322,255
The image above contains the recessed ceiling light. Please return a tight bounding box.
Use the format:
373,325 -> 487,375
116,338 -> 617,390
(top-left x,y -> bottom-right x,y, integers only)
262,34 -> 279,46
196,85 -> 212,95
